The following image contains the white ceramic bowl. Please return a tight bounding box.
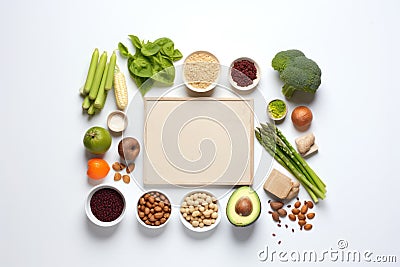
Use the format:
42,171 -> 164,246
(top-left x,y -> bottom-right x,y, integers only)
229,57 -> 261,93
183,51 -> 220,94
179,190 -> 221,233
107,110 -> 128,133
135,190 -> 172,229
85,184 -> 126,227
267,98 -> 288,121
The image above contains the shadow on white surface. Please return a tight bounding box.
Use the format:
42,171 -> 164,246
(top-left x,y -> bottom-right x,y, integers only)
135,220 -> 167,237
180,222 -> 218,240
85,218 -> 119,238
231,223 -> 256,241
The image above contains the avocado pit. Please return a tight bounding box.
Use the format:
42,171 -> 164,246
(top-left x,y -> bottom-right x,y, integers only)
235,196 -> 253,216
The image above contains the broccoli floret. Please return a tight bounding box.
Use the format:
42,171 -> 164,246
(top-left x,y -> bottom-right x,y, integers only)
272,50 -> 321,99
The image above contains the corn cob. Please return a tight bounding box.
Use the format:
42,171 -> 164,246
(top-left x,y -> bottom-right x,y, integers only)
113,65 -> 128,110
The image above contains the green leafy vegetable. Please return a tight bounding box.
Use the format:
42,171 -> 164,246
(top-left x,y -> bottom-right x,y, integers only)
272,49 -> 321,99
118,43 -> 130,58
141,42 -> 160,56
118,35 -> 183,96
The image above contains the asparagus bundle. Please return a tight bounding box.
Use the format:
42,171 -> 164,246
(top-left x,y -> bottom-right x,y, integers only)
255,123 -> 326,203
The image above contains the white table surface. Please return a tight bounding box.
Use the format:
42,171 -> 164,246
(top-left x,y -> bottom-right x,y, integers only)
1,0 -> 399,266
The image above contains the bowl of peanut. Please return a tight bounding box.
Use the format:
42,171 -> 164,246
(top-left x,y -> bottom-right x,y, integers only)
136,190 -> 172,229
179,190 -> 221,233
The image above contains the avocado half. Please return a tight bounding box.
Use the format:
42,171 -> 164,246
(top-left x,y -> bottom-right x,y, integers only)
226,186 -> 261,227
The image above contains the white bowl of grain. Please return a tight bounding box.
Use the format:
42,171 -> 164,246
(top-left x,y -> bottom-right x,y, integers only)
183,51 -> 220,94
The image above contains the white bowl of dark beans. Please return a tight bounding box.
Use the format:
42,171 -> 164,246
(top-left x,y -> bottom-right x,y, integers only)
136,190 -> 172,229
85,184 -> 126,227
229,57 -> 261,93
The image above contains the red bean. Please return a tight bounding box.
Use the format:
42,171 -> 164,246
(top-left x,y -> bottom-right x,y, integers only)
90,188 -> 124,222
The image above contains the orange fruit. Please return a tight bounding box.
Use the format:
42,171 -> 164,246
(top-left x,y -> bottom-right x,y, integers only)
87,158 -> 110,179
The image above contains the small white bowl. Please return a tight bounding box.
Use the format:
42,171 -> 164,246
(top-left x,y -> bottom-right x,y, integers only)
179,190 -> 221,233
183,51 -> 220,94
267,98 -> 288,121
85,184 -> 126,227
229,57 -> 261,93
135,190 -> 172,229
107,110 -> 128,133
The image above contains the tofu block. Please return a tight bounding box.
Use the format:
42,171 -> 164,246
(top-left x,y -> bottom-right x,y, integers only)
263,169 -> 293,199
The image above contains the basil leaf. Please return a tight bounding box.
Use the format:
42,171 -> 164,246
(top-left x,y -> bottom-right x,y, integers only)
118,42 -> 130,58
171,49 -> 183,61
154,37 -> 173,47
129,35 -> 143,49
141,42 -> 161,56
161,42 -> 174,57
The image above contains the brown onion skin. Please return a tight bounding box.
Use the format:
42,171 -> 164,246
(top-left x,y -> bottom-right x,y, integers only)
291,106 -> 313,131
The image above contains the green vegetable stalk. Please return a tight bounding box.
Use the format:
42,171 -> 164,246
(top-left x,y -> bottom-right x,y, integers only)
255,123 -> 326,203
89,51 -> 107,100
83,48 -> 99,95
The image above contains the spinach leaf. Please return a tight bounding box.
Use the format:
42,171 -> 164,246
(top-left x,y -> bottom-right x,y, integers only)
129,35 -> 143,49
154,37 -> 173,47
161,42 -> 174,57
118,42 -> 130,58
129,56 -> 153,78
171,49 -> 183,61
141,42 -> 161,56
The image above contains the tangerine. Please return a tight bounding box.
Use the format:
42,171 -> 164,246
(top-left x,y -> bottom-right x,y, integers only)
87,158 -> 110,179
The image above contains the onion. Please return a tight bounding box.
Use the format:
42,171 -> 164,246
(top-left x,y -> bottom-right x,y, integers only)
291,106 -> 313,130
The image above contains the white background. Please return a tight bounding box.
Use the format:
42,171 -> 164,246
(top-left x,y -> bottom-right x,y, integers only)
1,0 -> 399,266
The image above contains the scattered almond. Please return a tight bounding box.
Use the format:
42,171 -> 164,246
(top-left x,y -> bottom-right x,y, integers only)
306,201 -> 314,209
288,214 -> 296,221
300,205 -> 308,214
112,162 -> 126,171
307,213 -> 315,219
294,201 -> 301,208
114,172 -> 122,181
126,163 -> 135,174
297,213 -> 306,220
272,211 -> 280,222
304,224 -> 313,230
277,208 -> 287,217
122,174 -> 130,184
270,201 -> 284,210
112,162 -> 122,171
292,208 -> 300,215
298,220 -> 306,227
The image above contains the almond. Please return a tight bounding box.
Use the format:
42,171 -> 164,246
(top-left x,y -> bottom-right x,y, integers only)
304,224 -> 313,230
112,162 -> 122,171
297,213 -> 306,220
306,201 -> 314,209
277,208 -> 287,217
294,201 -> 301,208
288,214 -> 296,221
298,220 -> 306,227
122,174 -> 130,184
114,172 -> 122,181
272,211 -> 280,222
270,201 -> 284,210
307,213 -> 315,219
292,208 -> 300,215
301,205 -> 308,214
